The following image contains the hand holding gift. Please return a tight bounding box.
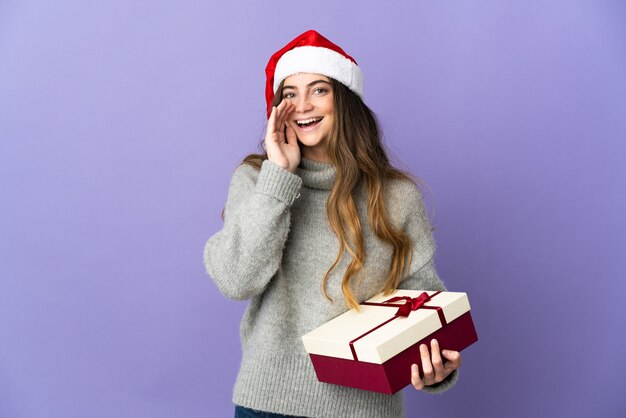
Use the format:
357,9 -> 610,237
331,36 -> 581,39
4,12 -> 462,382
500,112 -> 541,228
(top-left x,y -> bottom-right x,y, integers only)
301,290 -> 477,394
411,338 -> 462,390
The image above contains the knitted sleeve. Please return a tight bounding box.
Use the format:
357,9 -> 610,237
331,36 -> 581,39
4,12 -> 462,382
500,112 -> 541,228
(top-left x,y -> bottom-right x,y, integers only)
395,183 -> 460,394
401,183 -> 437,278
203,159 -> 303,300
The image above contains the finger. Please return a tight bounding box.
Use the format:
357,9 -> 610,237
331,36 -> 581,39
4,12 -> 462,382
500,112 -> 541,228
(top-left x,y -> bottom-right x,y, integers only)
276,97 -> 288,112
277,101 -> 294,135
275,99 -> 290,124
285,123 -> 298,145
273,103 -> 287,140
411,363 -> 424,390
266,106 -> 277,135
419,344 -> 434,384
442,350 -> 462,372
430,339 -> 445,382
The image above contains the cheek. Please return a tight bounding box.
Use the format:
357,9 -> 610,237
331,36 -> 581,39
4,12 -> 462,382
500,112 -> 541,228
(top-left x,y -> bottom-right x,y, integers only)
322,104 -> 334,120
325,111 -> 334,128
320,96 -> 334,114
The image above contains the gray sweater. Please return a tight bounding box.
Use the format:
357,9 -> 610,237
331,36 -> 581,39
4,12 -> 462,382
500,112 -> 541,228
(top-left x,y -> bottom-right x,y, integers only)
203,157 -> 458,418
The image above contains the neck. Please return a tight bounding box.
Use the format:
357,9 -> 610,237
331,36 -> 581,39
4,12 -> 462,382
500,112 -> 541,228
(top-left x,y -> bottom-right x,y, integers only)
301,146 -> 330,163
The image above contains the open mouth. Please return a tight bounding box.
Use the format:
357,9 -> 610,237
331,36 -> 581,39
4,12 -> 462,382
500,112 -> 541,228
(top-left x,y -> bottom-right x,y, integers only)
295,117 -> 323,128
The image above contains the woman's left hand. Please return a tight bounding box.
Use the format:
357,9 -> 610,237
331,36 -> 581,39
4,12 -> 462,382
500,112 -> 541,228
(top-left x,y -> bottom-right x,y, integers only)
410,339 -> 461,390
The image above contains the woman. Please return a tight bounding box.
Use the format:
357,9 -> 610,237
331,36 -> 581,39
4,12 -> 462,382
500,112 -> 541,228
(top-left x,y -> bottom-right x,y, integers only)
204,30 -> 462,418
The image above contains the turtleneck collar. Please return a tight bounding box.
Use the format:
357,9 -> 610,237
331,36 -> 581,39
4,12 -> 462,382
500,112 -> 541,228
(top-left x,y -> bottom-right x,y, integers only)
296,156 -> 336,190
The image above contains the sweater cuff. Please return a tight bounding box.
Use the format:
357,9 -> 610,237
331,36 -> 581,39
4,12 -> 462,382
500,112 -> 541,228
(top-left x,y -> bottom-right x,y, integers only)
421,369 -> 459,394
256,160 -> 303,205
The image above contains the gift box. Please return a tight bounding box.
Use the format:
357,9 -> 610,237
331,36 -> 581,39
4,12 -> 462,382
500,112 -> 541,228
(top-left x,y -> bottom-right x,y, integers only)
301,290 -> 478,394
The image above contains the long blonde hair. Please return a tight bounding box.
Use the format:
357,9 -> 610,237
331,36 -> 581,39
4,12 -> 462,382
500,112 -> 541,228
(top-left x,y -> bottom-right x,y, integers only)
237,78 -> 423,310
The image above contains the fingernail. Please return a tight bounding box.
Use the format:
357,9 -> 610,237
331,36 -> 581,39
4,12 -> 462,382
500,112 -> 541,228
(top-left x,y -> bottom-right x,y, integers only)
411,364 -> 418,373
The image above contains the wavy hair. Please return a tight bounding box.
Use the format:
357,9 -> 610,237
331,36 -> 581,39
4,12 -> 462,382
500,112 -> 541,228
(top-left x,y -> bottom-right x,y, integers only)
235,78 -> 423,310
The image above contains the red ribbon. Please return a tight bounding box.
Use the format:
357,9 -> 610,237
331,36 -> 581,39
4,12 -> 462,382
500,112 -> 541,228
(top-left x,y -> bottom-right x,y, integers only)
348,291 -> 446,361
374,292 -> 433,317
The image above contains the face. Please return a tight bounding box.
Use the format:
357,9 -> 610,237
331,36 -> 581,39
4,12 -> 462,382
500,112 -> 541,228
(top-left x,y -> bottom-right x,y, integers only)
281,73 -> 334,162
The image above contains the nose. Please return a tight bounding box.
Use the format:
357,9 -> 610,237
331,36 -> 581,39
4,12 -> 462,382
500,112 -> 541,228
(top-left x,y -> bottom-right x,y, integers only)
293,95 -> 314,113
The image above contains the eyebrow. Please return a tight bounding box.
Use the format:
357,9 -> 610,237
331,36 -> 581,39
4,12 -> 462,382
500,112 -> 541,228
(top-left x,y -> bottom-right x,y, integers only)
282,79 -> 331,90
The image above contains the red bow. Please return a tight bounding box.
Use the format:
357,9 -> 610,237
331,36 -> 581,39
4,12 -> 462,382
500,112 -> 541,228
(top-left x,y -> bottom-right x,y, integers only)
382,292 -> 431,317
350,291 -> 445,361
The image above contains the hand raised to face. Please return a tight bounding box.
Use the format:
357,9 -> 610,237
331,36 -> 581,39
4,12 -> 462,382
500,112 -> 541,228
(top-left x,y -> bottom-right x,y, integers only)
265,100 -> 301,173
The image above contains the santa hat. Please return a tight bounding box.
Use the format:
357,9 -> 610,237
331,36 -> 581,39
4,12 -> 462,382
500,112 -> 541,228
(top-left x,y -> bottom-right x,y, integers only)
265,30 -> 364,117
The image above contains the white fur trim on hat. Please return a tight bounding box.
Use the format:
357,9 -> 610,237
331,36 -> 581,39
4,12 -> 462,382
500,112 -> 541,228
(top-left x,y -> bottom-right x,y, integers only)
273,46 -> 364,98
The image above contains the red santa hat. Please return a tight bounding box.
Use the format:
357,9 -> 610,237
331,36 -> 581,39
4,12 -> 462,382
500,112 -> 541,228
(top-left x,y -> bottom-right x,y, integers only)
265,30 -> 364,117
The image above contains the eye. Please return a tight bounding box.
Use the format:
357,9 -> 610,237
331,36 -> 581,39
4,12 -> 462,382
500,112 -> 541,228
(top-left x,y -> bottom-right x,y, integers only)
282,92 -> 295,99
313,88 -> 327,95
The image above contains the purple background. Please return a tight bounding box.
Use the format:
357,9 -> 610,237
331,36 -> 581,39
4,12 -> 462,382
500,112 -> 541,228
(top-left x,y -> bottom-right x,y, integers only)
1,1 -> 625,417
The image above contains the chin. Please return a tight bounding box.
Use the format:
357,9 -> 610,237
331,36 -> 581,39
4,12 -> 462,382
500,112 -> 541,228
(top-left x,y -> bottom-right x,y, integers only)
298,138 -> 327,150
298,136 -> 323,145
